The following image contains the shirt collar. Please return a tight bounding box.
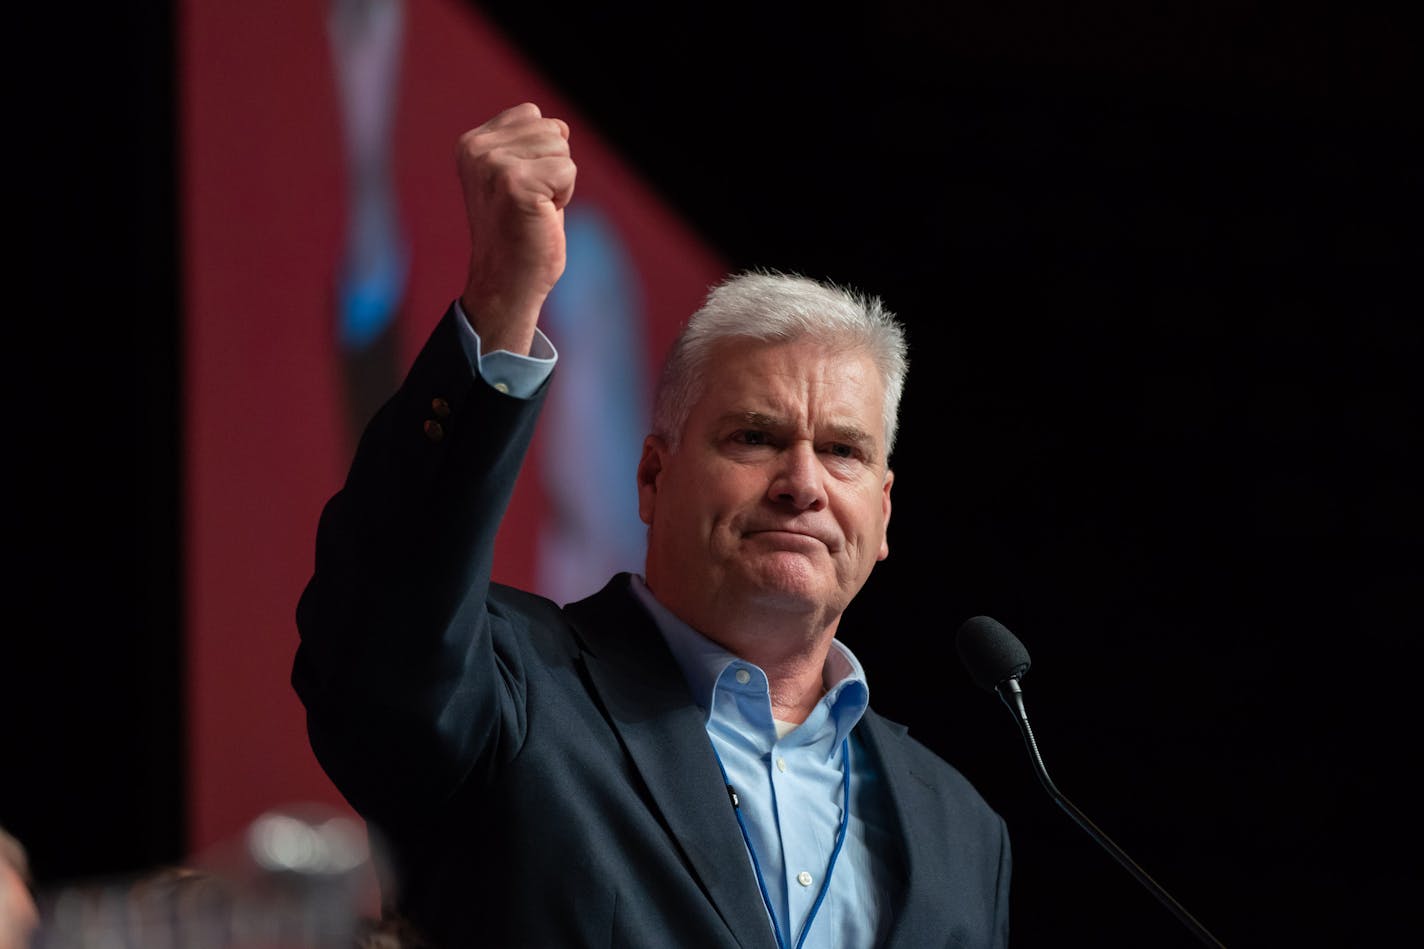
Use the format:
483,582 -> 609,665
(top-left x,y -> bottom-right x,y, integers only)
629,575 -> 870,745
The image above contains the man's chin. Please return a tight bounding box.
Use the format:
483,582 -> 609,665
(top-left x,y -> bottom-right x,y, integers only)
735,556 -> 839,613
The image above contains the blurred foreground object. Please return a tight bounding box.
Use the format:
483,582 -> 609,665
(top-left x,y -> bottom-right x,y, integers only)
32,805 -> 368,948
1,827 -> 39,949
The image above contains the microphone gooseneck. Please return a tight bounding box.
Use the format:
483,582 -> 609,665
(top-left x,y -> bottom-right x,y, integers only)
956,616 -> 1226,948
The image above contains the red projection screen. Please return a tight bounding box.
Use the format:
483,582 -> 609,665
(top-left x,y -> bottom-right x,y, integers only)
181,0 -> 723,854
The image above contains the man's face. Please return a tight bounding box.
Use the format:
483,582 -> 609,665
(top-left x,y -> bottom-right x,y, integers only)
638,336 -> 893,634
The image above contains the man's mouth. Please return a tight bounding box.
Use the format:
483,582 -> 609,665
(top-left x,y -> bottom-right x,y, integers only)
745,528 -> 832,550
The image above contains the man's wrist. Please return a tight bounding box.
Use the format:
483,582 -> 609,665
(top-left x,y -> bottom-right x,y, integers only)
458,285 -> 546,357
452,299 -> 557,398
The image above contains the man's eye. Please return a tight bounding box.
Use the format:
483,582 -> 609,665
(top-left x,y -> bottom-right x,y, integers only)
734,430 -> 771,446
826,443 -> 857,459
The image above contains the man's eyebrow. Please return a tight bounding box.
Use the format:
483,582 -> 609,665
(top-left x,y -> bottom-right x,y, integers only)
720,411 -> 880,457
721,410 -> 788,430
825,424 -> 876,449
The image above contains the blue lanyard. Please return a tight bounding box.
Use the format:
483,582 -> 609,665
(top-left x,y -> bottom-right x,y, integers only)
713,736 -> 852,949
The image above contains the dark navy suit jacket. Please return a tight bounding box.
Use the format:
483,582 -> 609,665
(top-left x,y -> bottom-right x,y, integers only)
293,307 -> 1011,948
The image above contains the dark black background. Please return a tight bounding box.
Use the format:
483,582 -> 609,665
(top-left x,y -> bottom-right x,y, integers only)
8,1 -> 1421,946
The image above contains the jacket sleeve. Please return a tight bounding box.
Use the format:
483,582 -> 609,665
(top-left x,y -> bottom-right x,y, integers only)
292,305 -> 549,824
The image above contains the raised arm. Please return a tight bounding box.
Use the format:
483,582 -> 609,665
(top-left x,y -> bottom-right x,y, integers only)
293,103 -> 575,823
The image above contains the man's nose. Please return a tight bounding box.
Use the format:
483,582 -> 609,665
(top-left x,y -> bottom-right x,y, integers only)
768,443 -> 828,511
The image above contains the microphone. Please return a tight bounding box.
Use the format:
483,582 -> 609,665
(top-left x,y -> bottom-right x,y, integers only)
956,616 -> 1226,948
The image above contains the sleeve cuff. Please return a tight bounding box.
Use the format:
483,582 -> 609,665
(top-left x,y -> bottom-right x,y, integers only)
452,299 -> 558,398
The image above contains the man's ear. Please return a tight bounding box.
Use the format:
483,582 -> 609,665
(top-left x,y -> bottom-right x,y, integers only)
637,435 -> 669,526
878,467 -> 894,561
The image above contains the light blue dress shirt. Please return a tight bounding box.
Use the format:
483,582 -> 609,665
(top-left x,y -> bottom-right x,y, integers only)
630,578 -> 894,949
456,303 -> 894,946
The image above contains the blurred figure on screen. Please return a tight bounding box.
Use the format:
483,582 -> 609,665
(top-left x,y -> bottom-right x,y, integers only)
536,205 -> 651,602
328,0 -> 408,448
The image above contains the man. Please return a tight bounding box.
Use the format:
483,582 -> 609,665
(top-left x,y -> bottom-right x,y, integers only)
295,103 -> 1010,948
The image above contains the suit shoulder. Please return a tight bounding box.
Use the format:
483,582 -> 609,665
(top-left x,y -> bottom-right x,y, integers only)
485,582 -> 582,657
487,581 -> 563,621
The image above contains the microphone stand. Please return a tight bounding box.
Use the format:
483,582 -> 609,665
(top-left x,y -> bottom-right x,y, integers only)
996,678 -> 1227,948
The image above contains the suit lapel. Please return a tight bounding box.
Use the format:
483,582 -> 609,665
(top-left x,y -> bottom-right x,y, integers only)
857,710 -> 942,949
565,577 -> 778,949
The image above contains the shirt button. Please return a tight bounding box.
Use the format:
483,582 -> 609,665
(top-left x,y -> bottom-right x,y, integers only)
797,871 -> 813,887
492,381 -> 510,394
422,419 -> 445,442
734,669 -> 751,685
430,397 -> 451,419
776,757 -> 787,773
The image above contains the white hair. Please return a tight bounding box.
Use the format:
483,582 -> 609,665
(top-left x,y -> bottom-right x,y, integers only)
652,271 -> 909,455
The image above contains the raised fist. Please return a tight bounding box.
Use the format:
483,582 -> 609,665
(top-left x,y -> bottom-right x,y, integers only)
456,102 -> 576,355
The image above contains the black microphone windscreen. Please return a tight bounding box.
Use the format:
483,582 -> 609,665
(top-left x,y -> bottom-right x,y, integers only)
957,615 -> 1032,691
